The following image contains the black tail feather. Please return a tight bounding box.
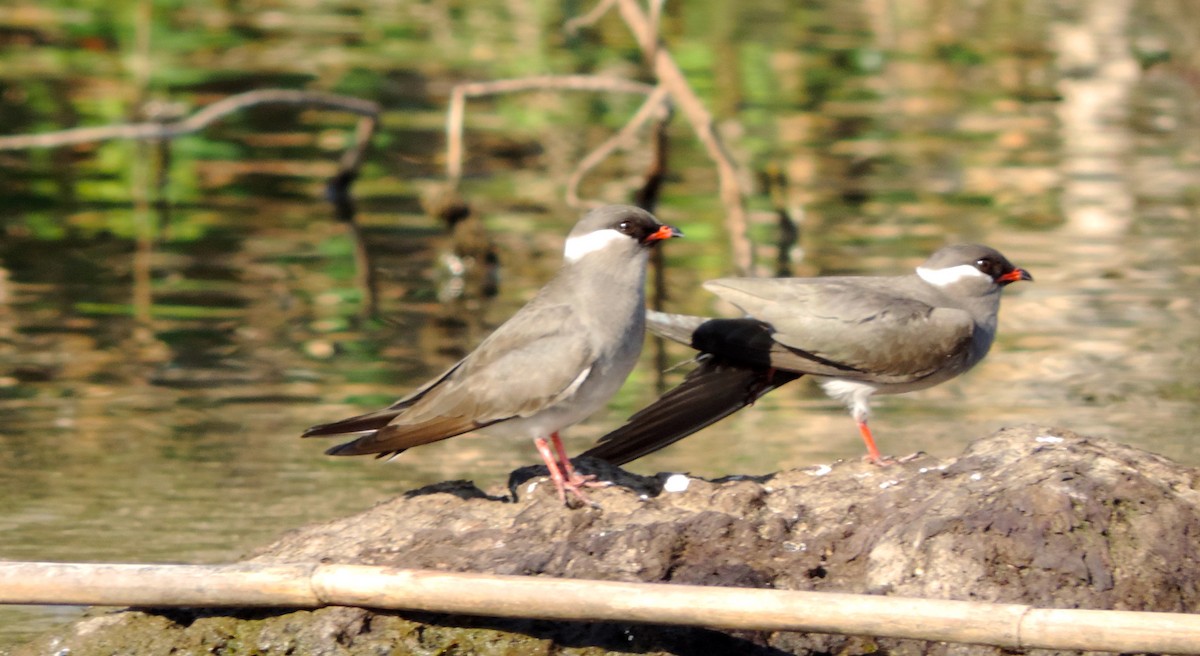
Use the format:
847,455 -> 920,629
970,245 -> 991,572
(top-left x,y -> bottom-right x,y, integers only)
581,356 -> 800,465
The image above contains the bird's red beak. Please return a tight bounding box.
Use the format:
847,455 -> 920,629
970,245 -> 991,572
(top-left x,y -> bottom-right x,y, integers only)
645,224 -> 683,244
998,268 -> 1033,284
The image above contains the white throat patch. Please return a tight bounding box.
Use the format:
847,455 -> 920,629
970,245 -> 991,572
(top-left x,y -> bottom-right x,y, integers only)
563,228 -> 627,263
916,264 -> 990,288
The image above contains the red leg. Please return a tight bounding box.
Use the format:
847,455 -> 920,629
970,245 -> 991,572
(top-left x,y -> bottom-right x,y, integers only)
548,431 -> 571,470
856,418 -> 885,464
549,431 -> 600,486
533,436 -> 569,505
535,434 -> 599,506
550,432 -> 608,490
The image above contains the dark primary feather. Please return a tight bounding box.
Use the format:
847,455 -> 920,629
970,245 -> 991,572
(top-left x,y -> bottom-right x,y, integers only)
580,355 -> 800,465
581,311 -> 862,465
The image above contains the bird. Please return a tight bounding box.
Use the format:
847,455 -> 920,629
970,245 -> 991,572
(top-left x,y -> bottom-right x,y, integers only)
581,243 -> 1031,466
302,204 -> 682,505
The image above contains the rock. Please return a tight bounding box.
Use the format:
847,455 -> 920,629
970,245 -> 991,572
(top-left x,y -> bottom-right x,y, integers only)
14,426 -> 1200,655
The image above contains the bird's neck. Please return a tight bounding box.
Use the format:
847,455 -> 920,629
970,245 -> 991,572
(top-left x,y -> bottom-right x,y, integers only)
565,251 -> 650,338
965,292 -> 1003,363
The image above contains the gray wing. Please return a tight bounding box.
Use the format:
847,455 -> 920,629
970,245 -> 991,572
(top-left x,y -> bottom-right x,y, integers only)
306,301 -> 596,455
407,301 -> 597,424
704,277 -> 975,383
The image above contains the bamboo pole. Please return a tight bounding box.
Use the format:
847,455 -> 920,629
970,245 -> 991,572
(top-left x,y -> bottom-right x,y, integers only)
1,562 -> 1198,654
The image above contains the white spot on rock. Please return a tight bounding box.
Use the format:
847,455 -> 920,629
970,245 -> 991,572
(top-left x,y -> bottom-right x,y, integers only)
663,473 -> 690,493
1035,435 -> 1064,443
807,464 -> 833,476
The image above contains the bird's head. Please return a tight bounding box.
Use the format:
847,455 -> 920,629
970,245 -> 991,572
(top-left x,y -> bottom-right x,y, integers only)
916,244 -> 1032,296
563,205 -> 683,264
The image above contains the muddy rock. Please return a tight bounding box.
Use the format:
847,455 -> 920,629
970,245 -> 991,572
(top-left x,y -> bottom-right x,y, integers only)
16,426 -> 1200,655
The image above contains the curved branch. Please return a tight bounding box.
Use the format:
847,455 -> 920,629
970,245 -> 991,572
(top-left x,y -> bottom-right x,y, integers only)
563,0 -> 618,34
0,88 -> 384,317
0,89 -> 380,151
445,75 -> 655,186
565,84 -> 672,208
611,0 -> 755,275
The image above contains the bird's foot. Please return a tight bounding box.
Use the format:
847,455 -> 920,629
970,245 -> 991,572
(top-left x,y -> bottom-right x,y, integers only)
557,467 -> 612,508
856,421 -> 892,465
537,434 -> 609,508
557,478 -> 603,509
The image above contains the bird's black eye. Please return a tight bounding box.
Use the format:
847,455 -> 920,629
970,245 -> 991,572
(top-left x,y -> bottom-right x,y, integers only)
617,220 -> 633,234
975,257 -> 995,275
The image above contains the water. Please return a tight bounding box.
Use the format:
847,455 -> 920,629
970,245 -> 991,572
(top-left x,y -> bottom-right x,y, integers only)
1,0 -> 1198,648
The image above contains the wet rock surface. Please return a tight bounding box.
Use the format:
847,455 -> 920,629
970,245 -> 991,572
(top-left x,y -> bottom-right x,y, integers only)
16,426 -> 1200,655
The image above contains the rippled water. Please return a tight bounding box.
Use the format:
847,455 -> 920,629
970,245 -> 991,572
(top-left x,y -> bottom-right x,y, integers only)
2,0 -> 1199,648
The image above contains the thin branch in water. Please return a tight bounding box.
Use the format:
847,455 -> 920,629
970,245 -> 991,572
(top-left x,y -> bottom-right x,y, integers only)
444,75 -> 655,186
0,88 -> 384,317
634,101 -> 671,214
762,161 -> 800,277
565,85 -> 672,209
603,0 -> 755,275
563,0 -> 617,34
632,103 -> 674,394
0,89 -> 380,152
1,88 -> 381,212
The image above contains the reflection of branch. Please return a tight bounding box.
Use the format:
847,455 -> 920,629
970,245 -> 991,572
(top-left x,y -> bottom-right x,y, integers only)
338,110 -> 380,182
634,100 -> 671,214
563,0 -> 617,34
764,162 -> 800,277
565,85 -> 672,208
635,104 -> 673,394
608,0 -> 754,275
0,88 -> 381,190
0,89 -> 379,150
0,89 -> 384,317
445,75 -> 655,185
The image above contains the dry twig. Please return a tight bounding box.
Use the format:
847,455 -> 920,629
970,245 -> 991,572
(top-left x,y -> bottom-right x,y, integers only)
0,89 -> 380,182
606,0 -> 755,274
444,75 -> 655,185
564,84 -> 672,208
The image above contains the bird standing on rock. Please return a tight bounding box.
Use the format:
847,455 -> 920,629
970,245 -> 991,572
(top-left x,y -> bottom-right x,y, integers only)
582,244 -> 1031,465
303,205 -> 682,505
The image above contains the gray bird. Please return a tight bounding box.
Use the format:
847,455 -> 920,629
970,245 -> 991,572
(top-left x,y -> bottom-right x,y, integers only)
582,244 -> 1031,465
303,205 -> 682,504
